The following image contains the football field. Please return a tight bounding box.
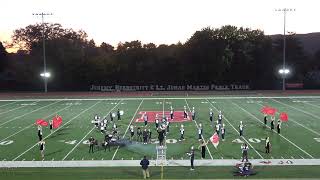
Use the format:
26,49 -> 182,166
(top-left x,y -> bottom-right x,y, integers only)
1,94 -> 320,179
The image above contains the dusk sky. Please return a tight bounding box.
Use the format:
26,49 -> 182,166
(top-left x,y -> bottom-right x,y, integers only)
1,0 -> 319,50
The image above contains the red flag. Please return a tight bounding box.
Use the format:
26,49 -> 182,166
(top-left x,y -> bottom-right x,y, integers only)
52,115 -> 63,129
210,133 -> 219,148
35,119 -> 49,126
260,106 -> 270,114
266,107 -> 277,116
279,112 -> 288,122
40,121 -> 49,126
36,119 -> 45,125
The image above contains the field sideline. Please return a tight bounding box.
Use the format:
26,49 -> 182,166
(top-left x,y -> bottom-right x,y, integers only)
0,94 -> 320,178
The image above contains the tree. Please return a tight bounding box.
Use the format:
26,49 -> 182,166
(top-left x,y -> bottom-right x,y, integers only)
0,42 -> 7,72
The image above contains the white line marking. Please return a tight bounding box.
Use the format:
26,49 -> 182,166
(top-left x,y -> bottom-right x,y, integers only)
162,99 -> 165,117
185,99 -> 214,160
297,99 -> 320,109
2,96 -> 320,102
112,99 -> 144,160
62,100 -> 122,160
0,101 -> 17,108
0,104 -> 72,142
0,100 -> 61,127
206,99 -> 264,159
12,101 -> 101,161
232,102 -> 315,159
271,98 -> 320,136
0,101 -> 38,115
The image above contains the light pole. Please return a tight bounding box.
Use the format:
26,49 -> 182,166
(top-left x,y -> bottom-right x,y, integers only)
32,12 -> 53,93
275,8 -> 295,91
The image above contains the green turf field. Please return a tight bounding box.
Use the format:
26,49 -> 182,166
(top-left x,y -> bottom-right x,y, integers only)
1,166 -> 320,179
1,95 -> 320,179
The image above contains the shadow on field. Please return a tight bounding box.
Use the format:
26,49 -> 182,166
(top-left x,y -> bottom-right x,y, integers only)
47,128 -> 70,139
45,149 -> 64,157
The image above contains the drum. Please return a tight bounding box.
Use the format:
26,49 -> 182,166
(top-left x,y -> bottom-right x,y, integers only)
111,138 -> 116,142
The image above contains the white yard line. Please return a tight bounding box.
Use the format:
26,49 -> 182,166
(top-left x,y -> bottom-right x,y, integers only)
185,99 -> 214,160
162,99 -> 165,116
0,103 -> 72,143
270,98 -> 320,136
273,98 -> 320,120
232,102 -> 314,159
0,101 -> 17,108
3,159 -> 320,167
0,100 -> 60,127
112,99 -> 144,160
2,96 -> 320,102
293,98 -> 320,109
12,101 -> 102,161
205,99 -> 264,159
62,100 -> 122,160
0,101 -> 38,115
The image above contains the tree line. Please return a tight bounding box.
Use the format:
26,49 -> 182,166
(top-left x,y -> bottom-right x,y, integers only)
0,23 -> 319,91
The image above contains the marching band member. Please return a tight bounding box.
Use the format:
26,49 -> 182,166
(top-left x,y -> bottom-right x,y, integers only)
221,124 -> 226,141
241,143 -> 249,162
192,107 -> 196,120
110,112 -> 114,122
239,121 -> 244,137
143,129 -> 148,144
37,125 -> 43,141
277,119 -> 281,134
144,114 -> 148,126
270,116 -> 275,131
130,125 -> 135,141
179,124 -> 185,141
218,111 -> 223,125
184,106 -> 188,119
209,108 -> 214,126
216,121 -> 220,135
170,106 -> 174,120
137,127 -> 142,142
263,114 -> 267,126
117,109 -> 121,120
39,140 -> 45,159
198,123 -> 203,141
265,137 -> 271,154
49,120 -> 53,133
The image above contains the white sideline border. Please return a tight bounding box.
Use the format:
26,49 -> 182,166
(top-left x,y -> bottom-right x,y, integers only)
1,159 -> 320,167
1,95 -> 320,101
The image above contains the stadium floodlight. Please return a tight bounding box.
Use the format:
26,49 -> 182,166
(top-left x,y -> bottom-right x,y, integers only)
40,72 -> 51,78
278,68 -> 290,74
33,12 -> 53,93
275,8 -> 295,91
